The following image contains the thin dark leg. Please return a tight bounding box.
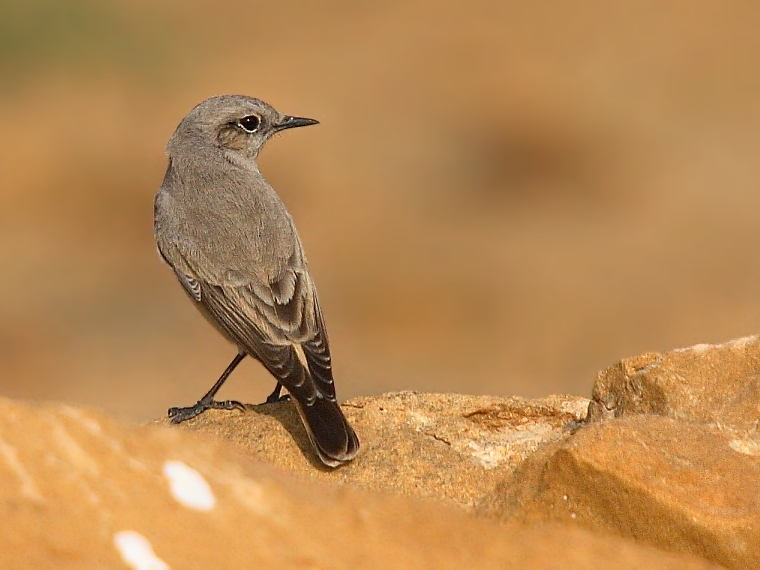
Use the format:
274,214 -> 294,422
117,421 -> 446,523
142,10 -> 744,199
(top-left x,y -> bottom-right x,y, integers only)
168,352 -> 247,423
264,382 -> 291,404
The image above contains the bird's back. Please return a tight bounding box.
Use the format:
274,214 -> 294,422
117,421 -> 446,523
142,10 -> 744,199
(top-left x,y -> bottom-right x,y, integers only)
155,156 -> 301,286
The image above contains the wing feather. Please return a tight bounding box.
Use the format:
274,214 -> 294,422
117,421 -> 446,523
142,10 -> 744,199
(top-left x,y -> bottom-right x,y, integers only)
199,272 -> 335,403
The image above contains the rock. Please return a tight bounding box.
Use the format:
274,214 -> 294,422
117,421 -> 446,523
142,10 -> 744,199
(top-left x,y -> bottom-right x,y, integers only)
483,336 -> 760,569
482,414 -> 760,569
0,397 -> 717,570
587,336 -> 760,434
161,391 -> 589,508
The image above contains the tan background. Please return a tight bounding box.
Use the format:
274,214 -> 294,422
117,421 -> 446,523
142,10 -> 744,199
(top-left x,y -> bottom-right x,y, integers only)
1,0 -> 759,421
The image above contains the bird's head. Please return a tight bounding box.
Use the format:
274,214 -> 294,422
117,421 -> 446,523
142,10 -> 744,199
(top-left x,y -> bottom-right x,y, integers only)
167,95 -> 318,165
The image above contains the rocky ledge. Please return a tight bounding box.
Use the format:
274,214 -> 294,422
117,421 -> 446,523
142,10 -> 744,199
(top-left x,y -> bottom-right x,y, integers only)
4,337 -> 760,569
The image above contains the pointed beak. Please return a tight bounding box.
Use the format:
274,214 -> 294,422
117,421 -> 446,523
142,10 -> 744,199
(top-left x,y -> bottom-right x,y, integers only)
274,115 -> 319,132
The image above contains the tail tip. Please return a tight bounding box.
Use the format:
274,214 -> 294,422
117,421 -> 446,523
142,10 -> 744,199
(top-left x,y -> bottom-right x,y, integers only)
315,426 -> 360,468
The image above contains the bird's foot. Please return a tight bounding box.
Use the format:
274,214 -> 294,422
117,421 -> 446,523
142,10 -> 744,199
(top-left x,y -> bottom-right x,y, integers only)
168,398 -> 246,424
264,393 -> 291,404
264,383 -> 291,405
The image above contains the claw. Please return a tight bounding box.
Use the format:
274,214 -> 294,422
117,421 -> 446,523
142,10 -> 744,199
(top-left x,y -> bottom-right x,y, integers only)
167,398 -> 246,424
221,399 -> 247,412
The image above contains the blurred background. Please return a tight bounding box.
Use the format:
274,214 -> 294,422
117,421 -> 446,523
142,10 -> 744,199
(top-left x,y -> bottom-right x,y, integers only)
1,0 -> 760,421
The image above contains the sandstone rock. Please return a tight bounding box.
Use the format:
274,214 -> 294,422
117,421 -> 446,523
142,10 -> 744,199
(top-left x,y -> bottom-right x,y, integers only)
587,336 -> 760,435
0,397 -> 717,570
482,414 -> 760,570
162,391 -> 589,508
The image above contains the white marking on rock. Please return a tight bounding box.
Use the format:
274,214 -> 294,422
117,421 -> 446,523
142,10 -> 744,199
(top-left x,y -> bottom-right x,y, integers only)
60,407 -> 151,473
729,438 -> 760,456
468,441 -> 505,469
113,531 -> 170,570
410,412 -> 432,429
50,419 -> 100,476
676,335 -> 757,354
203,466 -> 269,517
467,422 -> 557,469
60,405 -> 102,434
0,436 -> 44,502
559,398 -> 590,418
230,478 -> 269,516
163,460 -> 216,511
728,335 -> 757,350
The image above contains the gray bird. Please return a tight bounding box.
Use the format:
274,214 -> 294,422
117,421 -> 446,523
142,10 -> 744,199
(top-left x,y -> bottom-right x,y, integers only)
153,95 -> 360,467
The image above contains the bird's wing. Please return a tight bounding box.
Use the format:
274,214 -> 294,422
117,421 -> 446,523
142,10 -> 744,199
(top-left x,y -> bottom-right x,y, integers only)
166,242 -> 335,404
199,270 -> 337,403
156,227 -> 336,402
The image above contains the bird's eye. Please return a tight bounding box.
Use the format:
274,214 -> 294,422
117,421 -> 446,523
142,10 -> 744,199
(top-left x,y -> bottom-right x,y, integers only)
237,115 -> 261,133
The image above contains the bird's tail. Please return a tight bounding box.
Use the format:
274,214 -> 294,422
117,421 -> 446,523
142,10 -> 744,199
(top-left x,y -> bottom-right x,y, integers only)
291,395 -> 360,467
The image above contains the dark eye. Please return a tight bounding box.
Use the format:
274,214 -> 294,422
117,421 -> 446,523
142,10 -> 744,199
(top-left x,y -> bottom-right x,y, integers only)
237,115 -> 260,133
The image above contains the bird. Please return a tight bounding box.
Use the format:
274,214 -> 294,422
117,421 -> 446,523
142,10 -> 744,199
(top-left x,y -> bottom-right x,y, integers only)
153,95 -> 359,467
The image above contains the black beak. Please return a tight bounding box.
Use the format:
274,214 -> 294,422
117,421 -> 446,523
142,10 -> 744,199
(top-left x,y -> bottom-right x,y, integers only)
274,115 -> 319,132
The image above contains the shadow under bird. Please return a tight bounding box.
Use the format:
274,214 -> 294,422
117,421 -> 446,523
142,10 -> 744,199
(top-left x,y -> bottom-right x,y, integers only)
153,95 -> 360,467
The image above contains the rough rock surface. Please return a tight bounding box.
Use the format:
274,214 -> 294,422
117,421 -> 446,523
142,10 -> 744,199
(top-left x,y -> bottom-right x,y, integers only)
4,335 -> 759,568
482,336 -> 760,570
482,415 -> 760,569
587,335 -> 760,435
0,397 -> 715,570
161,391 -> 589,508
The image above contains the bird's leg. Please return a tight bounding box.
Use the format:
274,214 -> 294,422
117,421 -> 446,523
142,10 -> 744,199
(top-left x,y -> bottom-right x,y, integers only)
168,352 -> 247,423
264,382 -> 291,404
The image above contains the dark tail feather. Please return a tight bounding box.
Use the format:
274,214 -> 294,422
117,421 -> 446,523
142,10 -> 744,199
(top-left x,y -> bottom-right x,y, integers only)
291,396 -> 360,467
